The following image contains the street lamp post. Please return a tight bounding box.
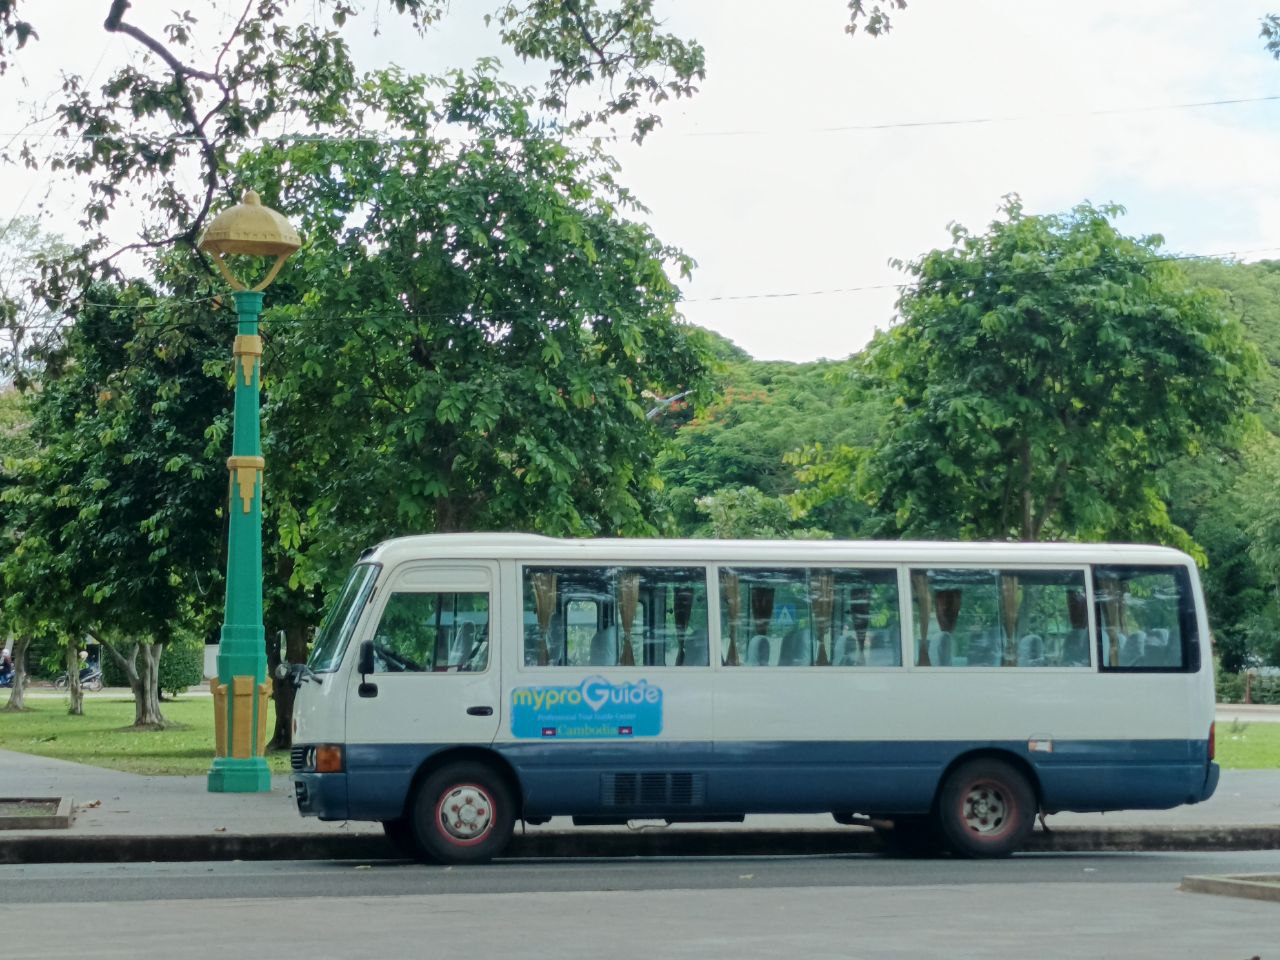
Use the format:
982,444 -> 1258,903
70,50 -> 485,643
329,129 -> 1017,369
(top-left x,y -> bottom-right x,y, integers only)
199,190 -> 300,794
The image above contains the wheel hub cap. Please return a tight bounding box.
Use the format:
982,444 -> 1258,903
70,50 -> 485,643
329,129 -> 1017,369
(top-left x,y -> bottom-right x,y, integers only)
963,783 -> 1008,835
438,785 -> 493,842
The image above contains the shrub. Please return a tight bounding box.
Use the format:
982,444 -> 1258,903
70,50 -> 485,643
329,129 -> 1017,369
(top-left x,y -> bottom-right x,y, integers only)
1215,669 -> 1280,704
100,636 -> 205,696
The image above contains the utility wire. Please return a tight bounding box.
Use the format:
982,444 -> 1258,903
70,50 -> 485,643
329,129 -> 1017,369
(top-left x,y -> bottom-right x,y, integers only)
8,93 -> 1280,146
8,244 -> 1280,335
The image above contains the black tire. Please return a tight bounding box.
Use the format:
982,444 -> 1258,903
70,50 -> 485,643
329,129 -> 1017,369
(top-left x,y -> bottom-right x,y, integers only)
873,815 -> 943,857
381,817 -> 420,857
411,761 -> 515,865
935,758 -> 1035,858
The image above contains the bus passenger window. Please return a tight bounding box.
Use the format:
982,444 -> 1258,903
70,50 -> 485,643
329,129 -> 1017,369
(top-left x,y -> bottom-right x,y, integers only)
1094,566 -> 1197,672
909,569 -> 1089,668
719,567 -> 900,667
521,566 -> 711,667
371,592 -> 490,673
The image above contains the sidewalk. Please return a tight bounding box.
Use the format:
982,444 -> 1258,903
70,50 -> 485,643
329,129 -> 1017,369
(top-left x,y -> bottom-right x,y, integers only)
2,747 -> 1278,864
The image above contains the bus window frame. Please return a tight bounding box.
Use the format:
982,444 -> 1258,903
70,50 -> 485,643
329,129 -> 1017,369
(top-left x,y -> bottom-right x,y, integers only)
899,562 -> 1098,672
709,561 -> 907,671
515,561 -> 716,672
1092,563 -> 1201,675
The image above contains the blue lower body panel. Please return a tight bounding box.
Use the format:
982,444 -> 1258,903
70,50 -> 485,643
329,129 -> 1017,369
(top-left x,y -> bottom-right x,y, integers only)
292,738 -> 1217,822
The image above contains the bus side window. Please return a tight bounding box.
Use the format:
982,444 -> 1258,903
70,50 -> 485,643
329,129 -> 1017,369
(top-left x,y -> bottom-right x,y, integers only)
908,569 -> 1088,668
720,567 -> 901,667
1094,566 -> 1197,672
371,591 -> 490,673
522,566 -> 711,667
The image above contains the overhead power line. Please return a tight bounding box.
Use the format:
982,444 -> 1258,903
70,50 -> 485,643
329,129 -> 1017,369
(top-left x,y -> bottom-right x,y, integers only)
8,244 -> 1280,336
7,93 -> 1280,146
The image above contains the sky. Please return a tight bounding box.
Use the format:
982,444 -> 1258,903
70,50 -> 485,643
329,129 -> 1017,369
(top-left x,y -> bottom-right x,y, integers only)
4,1 -> 1280,362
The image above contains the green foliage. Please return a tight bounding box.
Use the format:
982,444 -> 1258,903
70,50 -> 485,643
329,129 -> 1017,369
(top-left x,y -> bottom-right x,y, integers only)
693,485 -> 830,540
0,280 -> 228,647
0,217 -> 70,390
232,66 -> 709,592
1216,669 -> 1280,705
659,350 -> 883,538
487,0 -> 706,142
845,0 -> 909,37
100,635 -> 206,696
798,197 -> 1258,548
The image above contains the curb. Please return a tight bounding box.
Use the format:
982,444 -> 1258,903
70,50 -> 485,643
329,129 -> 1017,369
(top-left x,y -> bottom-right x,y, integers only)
0,797 -> 73,831
3,824 -> 1280,865
1180,873 -> 1280,902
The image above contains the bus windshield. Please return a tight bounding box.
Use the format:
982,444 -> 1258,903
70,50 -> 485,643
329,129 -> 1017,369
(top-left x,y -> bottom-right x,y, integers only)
308,563 -> 379,672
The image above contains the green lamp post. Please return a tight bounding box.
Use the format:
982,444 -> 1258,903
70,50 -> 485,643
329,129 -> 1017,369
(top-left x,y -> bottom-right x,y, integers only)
199,190 -> 301,793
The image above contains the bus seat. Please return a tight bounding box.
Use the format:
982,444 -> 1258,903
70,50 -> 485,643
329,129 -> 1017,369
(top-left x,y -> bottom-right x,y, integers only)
1017,633 -> 1044,666
1141,628 -> 1173,666
589,626 -> 617,666
779,627 -> 811,666
681,629 -> 709,666
928,631 -> 952,667
865,630 -> 895,666
746,634 -> 771,666
450,622 -> 476,671
1119,631 -> 1145,667
1062,628 -> 1089,666
832,632 -> 860,666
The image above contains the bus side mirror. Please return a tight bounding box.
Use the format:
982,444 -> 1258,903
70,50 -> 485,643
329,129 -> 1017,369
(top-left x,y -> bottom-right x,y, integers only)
357,641 -> 378,698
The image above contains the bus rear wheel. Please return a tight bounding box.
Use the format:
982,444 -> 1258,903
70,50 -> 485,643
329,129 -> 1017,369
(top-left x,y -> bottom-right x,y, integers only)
411,761 -> 515,865
936,758 -> 1035,858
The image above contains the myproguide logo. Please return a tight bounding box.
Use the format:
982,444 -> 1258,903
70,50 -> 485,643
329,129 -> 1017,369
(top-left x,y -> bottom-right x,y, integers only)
512,676 -> 662,714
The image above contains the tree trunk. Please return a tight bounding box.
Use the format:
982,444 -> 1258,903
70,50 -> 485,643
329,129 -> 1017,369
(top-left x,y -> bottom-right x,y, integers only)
135,642 -> 166,728
3,635 -> 31,712
65,639 -> 83,716
268,622 -> 309,750
96,635 -> 165,728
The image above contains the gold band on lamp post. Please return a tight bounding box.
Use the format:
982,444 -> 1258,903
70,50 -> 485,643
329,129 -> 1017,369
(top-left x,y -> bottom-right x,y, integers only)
232,334 -> 263,386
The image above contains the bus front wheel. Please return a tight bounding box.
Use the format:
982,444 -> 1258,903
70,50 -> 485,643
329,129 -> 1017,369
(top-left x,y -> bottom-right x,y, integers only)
936,758 -> 1035,858
411,761 -> 515,865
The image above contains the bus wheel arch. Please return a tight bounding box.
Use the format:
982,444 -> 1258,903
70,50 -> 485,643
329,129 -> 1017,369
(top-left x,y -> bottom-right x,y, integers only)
397,748 -> 525,864
932,749 -> 1042,858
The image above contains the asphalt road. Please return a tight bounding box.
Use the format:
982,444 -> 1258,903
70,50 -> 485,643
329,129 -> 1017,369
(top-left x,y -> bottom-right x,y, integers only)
5,850 -> 1280,903
7,853 -> 1279,959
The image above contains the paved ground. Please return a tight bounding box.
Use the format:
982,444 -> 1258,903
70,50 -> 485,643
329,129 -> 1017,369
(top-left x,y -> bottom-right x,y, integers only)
7,849 -> 1280,902
6,856 -> 1280,959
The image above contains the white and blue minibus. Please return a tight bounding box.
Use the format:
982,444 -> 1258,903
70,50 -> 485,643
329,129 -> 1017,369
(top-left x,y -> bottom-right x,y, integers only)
288,534 -> 1219,861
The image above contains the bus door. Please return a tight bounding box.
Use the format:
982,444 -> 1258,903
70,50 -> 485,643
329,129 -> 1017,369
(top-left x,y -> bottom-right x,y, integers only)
346,561 -> 503,752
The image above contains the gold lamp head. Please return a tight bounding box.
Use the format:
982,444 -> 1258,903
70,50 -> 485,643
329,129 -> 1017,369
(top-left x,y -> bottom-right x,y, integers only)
198,190 -> 301,292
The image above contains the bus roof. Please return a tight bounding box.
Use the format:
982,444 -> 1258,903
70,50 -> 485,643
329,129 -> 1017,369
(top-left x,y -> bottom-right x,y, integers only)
361,534 -> 1194,569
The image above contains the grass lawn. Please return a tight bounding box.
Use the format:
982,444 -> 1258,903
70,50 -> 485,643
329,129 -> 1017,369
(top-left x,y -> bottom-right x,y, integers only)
1216,720 -> 1280,771
0,696 -> 291,776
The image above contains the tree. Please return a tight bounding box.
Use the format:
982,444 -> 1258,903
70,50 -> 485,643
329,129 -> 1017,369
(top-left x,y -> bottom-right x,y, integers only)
0,280 -> 231,725
797,197 -> 1258,548
657,338 -> 885,538
231,65 -> 709,590
694,485 -> 830,540
1,1 -> 705,294
0,218 -> 72,390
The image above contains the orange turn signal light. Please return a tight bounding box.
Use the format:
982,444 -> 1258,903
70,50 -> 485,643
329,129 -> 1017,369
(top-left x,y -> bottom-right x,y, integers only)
315,744 -> 344,773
